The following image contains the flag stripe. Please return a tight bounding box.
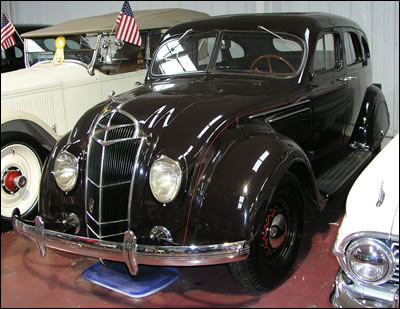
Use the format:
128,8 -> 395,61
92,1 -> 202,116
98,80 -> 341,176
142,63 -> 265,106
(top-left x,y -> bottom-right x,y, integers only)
1,12 -> 16,51
114,1 -> 142,47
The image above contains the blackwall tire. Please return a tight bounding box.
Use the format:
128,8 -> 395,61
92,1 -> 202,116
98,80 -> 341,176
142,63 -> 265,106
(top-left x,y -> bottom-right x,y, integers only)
229,172 -> 304,291
1,132 -> 47,229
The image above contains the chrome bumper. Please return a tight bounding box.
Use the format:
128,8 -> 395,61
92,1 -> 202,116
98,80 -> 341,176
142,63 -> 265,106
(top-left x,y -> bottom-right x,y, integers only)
330,268 -> 399,308
12,214 -> 250,276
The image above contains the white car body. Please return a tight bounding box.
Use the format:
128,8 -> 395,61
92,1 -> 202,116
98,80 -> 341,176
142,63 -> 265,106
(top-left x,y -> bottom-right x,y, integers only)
1,8 -> 209,221
331,134 -> 399,308
2,62 -> 146,137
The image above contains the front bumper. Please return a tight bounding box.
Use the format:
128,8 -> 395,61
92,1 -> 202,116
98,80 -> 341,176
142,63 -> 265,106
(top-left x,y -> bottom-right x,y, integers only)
12,213 -> 250,276
330,268 -> 399,308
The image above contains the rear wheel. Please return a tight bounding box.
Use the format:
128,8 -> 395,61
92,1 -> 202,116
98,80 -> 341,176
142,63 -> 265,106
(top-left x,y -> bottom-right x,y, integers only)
229,172 -> 304,291
1,133 -> 47,229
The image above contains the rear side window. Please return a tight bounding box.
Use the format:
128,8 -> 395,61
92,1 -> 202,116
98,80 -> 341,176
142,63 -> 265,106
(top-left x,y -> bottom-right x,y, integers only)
344,31 -> 362,65
313,33 -> 339,73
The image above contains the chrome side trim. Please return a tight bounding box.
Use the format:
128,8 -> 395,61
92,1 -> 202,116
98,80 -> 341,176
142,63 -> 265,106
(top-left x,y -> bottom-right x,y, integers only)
13,214 -> 249,276
267,107 -> 310,123
248,98 -> 310,120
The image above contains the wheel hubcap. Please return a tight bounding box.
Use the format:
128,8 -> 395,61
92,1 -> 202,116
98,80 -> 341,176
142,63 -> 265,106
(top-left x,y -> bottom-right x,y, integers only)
1,143 -> 42,218
260,200 -> 291,257
2,167 -> 27,194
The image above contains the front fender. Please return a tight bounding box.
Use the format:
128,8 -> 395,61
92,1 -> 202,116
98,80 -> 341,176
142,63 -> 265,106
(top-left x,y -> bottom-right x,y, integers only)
184,126 -> 321,245
1,112 -> 59,150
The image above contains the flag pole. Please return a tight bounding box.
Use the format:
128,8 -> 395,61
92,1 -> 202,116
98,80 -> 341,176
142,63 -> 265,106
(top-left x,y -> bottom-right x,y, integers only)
1,8 -> 24,45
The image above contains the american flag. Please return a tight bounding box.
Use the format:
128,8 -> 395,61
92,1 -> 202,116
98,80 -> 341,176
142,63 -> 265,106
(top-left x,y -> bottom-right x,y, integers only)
115,1 -> 142,46
1,11 -> 16,51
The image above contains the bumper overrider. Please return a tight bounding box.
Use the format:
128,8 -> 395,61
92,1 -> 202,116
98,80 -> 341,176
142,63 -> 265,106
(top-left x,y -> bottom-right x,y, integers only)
12,210 -> 250,276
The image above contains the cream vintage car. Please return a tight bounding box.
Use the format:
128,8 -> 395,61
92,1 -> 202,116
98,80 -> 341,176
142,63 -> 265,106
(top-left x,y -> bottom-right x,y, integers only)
331,134 -> 399,308
1,8 -> 209,225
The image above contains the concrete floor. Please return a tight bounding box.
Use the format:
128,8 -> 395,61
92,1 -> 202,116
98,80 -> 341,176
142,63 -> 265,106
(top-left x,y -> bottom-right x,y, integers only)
1,182 -> 353,308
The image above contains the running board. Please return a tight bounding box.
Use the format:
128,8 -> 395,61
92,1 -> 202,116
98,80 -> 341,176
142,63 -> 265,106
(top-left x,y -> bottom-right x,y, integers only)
317,149 -> 372,198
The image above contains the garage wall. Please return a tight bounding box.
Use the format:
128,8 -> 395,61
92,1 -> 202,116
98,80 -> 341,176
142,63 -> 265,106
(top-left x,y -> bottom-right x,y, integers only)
2,1 -> 398,136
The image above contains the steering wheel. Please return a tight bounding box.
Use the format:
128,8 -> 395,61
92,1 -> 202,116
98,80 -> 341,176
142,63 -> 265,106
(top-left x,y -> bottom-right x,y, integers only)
250,54 -> 296,74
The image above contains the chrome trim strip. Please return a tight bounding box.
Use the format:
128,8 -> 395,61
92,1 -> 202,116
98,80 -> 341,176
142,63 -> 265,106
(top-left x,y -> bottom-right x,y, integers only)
268,107 -> 310,123
86,224 -> 126,239
248,98 -> 310,119
12,215 -> 249,276
86,211 -> 128,225
97,123 -> 135,131
92,136 -> 140,147
127,138 -> 145,229
334,231 -> 398,256
87,177 -> 131,189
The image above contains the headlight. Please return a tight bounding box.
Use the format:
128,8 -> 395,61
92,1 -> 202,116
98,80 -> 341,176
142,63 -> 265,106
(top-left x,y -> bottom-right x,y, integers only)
345,238 -> 395,284
149,156 -> 182,203
54,151 -> 79,192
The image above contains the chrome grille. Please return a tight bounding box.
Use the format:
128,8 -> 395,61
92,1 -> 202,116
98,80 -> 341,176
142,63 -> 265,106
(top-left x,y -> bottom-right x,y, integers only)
390,241 -> 399,285
85,110 -> 141,240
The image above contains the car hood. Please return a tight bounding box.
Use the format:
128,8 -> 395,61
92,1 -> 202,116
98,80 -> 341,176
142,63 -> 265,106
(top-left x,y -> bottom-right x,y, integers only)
1,62 -> 93,96
335,135 -> 399,248
92,77 -> 299,165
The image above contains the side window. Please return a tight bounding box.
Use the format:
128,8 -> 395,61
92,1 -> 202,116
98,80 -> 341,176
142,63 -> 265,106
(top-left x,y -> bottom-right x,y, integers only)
344,31 -> 362,66
313,33 -> 339,73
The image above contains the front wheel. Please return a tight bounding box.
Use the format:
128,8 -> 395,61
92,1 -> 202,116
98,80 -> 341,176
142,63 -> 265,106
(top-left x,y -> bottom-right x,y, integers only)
229,172 -> 304,291
1,133 -> 47,228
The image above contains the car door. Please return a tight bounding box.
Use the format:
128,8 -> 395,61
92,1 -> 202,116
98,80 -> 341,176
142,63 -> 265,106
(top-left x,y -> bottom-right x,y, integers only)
306,30 -> 346,161
341,28 -> 368,145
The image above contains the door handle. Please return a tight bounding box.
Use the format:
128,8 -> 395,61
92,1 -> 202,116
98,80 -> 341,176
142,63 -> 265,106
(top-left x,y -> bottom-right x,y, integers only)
336,76 -> 357,82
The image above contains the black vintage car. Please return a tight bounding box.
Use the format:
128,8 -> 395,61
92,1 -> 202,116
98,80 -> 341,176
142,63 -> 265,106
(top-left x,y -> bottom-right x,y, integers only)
13,12 -> 390,291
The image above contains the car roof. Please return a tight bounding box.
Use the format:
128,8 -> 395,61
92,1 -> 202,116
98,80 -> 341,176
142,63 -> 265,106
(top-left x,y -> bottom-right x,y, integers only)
21,8 -> 209,38
165,12 -> 363,39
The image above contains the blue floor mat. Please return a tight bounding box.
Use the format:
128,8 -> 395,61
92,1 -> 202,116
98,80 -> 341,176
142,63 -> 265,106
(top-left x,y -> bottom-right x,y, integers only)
82,261 -> 180,298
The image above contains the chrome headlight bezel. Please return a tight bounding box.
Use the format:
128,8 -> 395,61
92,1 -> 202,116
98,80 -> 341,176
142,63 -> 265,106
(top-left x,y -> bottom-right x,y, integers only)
54,150 -> 79,192
345,238 -> 395,285
149,155 -> 182,204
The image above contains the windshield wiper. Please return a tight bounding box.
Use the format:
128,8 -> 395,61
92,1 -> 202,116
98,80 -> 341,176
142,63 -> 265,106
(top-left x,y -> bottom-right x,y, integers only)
170,28 -> 194,52
257,25 -> 286,42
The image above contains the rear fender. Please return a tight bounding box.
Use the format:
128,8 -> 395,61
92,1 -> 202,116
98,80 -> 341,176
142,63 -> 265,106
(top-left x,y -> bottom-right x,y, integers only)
352,85 -> 390,150
185,127 -> 323,245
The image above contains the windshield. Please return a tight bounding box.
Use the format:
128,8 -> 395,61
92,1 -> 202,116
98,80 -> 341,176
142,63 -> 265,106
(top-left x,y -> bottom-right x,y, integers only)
151,31 -> 305,78
25,34 -> 96,67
